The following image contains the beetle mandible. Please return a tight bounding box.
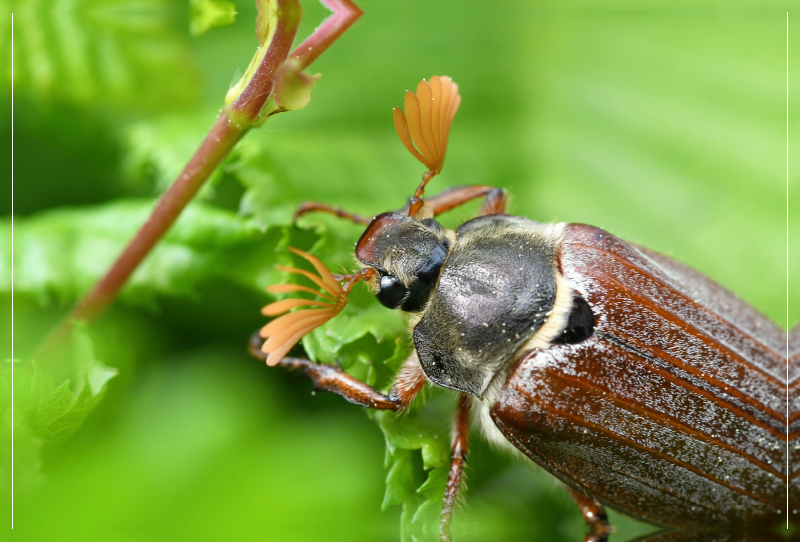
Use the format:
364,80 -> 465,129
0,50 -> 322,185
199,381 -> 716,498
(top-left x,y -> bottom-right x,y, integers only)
250,76 -> 793,542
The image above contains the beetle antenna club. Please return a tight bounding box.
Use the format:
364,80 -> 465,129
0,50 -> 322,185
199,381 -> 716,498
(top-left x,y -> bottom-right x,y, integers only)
392,76 -> 461,216
259,247 -> 374,366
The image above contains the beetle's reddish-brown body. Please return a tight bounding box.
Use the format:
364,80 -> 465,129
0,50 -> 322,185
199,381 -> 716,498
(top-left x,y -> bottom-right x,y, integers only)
254,76 -> 795,541
257,209 -> 794,541
490,224 -> 787,535
790,326 -> 800,521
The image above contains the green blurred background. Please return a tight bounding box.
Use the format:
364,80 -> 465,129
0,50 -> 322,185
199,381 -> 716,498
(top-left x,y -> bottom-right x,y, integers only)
1,0 -> 797,540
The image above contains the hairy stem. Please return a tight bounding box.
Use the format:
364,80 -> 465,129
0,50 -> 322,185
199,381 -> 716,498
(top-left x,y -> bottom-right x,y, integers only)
36,0 -> 363,358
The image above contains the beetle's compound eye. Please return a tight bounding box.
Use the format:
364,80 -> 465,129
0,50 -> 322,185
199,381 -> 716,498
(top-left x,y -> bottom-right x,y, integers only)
377,274 -> 408,309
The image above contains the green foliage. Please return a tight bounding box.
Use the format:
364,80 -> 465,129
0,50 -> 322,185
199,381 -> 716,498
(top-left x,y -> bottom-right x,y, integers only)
189,0 -> 237,37
0,324 -> 117,497
378,401 -> 451,542
122,109 -> 231,196
0,200 -> 278,308
272,59 -> 321,112
4,0 -> 197,110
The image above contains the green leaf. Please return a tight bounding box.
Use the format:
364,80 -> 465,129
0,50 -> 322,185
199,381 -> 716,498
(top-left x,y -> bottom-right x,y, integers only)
72,321 -> 119,397
376,394 -> 452,541
0,199 -> 276,308
254,220 -> 405,384
122,109 -> 232,197
0,323 -> 118,496
301,293 -> 405,370
6,0 -> 198,110
189,0 -> 237,37
273,59 -> 321,112
27,323 -> 118,460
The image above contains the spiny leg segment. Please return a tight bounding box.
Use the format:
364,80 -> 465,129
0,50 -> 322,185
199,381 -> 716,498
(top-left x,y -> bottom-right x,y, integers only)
568,487 -> 612,542
440,393 -> 471,542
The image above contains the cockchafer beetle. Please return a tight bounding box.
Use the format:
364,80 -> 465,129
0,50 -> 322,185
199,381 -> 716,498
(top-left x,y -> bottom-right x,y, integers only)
249,76 -> 795,542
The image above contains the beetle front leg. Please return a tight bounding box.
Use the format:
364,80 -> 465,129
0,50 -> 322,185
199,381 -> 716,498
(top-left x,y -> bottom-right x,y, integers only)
440,393 -> 471,542
475,187 -> 506,216
249,332 -> 425,411
404,185 -> 507,217
568,488 -> 613,542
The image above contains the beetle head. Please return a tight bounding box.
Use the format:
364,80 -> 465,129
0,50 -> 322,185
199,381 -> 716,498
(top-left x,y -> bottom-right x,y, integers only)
356,212 -> 451,312
259,76 -> 461,366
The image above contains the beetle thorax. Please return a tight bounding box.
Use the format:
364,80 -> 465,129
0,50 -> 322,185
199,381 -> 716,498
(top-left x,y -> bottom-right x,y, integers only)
412,216 -> 569,398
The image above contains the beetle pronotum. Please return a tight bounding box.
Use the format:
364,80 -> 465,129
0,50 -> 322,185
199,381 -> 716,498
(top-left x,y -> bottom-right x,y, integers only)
250,76 -> 795,542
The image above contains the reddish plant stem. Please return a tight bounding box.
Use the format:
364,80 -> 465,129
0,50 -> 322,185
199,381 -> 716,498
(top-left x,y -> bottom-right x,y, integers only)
290,0 -> 363,69
74,115 -> 244,324
36,0 -> 363,358
37,114 -> 245,354
232,0 -> 302,121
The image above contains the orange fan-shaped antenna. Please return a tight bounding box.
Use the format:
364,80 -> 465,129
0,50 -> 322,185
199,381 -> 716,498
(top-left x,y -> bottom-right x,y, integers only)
393,76 -> 461,176
260,248 -> 375,367
260,248 -> 349,367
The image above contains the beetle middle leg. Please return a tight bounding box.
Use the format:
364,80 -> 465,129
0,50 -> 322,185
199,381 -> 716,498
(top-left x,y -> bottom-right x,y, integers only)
440,393 -> 471,542
568,488 -> 612,542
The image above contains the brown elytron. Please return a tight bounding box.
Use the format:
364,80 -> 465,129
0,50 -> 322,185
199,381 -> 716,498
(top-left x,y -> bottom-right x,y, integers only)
492,224 -> 787,532
790,325 -> 800,521
252,76 -> 794,541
